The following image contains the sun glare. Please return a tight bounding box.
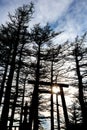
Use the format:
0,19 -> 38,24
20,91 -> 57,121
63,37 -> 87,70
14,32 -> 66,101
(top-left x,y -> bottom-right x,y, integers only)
52,86 -> 60,94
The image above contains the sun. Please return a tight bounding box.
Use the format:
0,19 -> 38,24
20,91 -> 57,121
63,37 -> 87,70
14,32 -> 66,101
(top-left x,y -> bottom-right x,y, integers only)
52,85 -> 60,94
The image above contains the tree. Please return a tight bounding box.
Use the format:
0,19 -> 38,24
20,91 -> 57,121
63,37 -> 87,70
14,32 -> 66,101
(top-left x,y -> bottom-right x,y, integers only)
0,3 -> 34,130
28,23 -> 61,130
63,34 -> 87,129
73,35 -> 87,128
0,25 -> 13,105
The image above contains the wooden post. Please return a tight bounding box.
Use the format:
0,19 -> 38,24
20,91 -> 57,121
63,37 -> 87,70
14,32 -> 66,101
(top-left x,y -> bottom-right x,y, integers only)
60,87 -> 69,130
56,94 -> 60,130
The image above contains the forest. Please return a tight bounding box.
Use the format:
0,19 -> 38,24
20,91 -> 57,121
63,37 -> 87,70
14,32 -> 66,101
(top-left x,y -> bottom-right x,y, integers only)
0,2 -> 87,130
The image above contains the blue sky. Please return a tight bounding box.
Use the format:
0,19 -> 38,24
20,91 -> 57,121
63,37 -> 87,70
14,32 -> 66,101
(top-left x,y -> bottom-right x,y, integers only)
0,0 -> 87,43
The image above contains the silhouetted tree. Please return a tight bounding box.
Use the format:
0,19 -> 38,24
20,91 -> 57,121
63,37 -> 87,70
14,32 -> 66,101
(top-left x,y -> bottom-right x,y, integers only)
0,25 -> 13,105
28,24 -> 61,130
63,34 -> 87,129
0,3 -> 34,130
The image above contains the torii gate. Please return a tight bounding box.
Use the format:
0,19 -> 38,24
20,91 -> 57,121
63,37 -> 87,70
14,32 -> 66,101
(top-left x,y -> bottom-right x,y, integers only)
28,80 -> 69,130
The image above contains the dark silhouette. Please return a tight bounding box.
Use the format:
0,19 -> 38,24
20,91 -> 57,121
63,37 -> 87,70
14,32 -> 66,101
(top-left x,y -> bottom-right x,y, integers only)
19,102 -> 29,130
0,3 -> 34,130
0,2 -> 87,130
73,35 -> 87,129
0,26 -> 12,105
28,24 -> 60,130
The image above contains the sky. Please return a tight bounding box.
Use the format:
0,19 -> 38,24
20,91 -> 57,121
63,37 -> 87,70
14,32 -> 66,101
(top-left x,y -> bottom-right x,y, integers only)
0,0 -> 87,43
0,1 -> 86,128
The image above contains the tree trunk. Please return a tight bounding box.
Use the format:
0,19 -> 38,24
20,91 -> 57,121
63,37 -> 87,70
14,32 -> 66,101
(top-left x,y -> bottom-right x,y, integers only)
0,48 -> 11,106
28,44 -> 40,130
33,44 -> 40,130
75,47 -> 87,127
0,26 -> 20,130
19,75 -> 27,129
9,38 -> 24,130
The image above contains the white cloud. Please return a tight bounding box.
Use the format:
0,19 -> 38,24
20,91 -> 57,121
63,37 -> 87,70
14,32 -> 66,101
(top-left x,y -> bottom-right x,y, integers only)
0,0 -> 33,24
0,0 -> 87,43
32,0 -> 73,25
53,0 -> 87,43
0,0 -> 73,25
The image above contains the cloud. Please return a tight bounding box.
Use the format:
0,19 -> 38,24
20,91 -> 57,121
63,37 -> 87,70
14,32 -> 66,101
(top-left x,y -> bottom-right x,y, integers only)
53,0 -> 87,43
0,0 -> 33,24
0,0 -> 87,43
0,0 -> 73,25
66,0 -> 87,33
32,0 -> 73,26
